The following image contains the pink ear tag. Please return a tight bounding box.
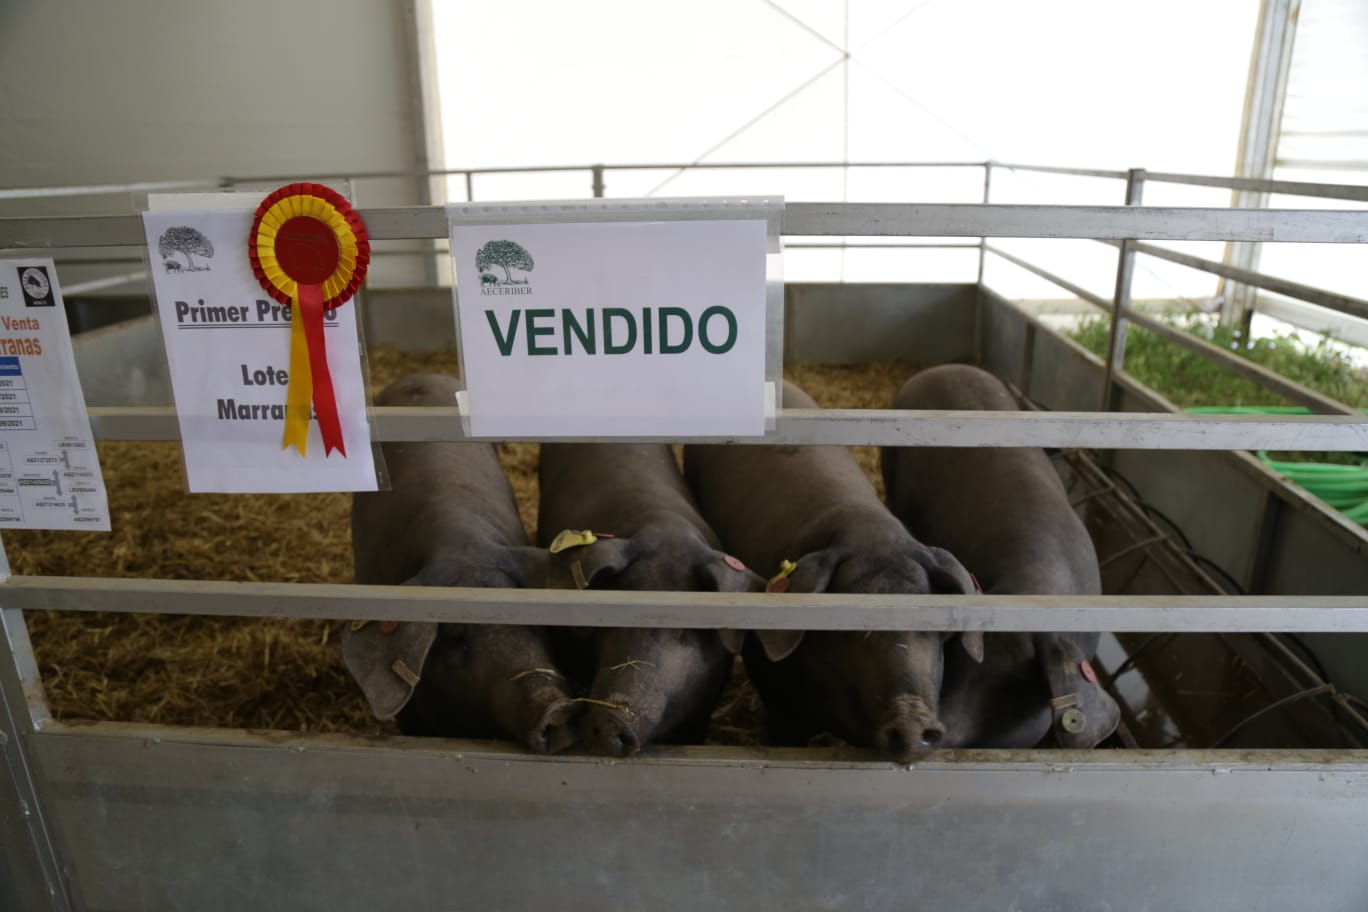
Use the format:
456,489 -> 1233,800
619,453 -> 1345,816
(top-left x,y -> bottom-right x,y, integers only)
724,554 -> 746,572
1080,661 -> 1098,684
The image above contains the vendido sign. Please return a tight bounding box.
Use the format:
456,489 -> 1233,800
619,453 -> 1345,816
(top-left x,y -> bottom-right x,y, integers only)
450,210 -> 771,437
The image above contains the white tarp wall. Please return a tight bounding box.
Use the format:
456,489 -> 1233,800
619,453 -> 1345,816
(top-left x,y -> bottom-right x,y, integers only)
432,0 -> 1262,300
0,0 -> 432,289
1257,0 -> 1368,342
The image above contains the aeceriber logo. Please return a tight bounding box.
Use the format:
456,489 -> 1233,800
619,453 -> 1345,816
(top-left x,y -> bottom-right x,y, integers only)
158,226 -> 215,273
476,240 -> 534,295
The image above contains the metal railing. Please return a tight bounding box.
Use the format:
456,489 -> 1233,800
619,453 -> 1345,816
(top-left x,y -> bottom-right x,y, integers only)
1,196 -> 1368,636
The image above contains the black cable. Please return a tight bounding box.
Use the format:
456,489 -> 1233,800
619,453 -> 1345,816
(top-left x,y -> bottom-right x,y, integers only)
1209,684 -> 1336,748
1109,632 -> 1177,678
1141,503 -> 1194,552
1183,551 -> 1245,596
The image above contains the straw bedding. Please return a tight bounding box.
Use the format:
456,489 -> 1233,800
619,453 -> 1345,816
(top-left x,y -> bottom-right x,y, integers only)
9,351 -> 918,742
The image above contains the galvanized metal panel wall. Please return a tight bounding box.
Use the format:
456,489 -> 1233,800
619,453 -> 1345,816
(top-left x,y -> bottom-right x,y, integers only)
0,738 -> 56,911
28,726 -> 1368,912
783,283 -> 977,365
978,290 -> 1368,698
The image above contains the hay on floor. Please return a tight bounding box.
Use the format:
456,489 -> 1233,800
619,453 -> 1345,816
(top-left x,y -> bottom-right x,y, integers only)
9,349 -> 921,741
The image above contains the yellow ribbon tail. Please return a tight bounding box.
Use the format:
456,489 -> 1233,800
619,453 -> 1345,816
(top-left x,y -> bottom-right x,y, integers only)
281,298 -> 314,456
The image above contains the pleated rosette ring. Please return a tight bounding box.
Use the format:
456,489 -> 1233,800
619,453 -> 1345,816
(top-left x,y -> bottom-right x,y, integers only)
248,183 -> 370,456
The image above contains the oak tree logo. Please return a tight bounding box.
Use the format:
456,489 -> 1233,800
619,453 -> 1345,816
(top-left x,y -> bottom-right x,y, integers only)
158,226 -> 215,273
476,240 -> 534,288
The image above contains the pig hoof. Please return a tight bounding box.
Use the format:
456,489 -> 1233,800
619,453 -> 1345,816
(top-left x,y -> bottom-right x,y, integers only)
875,718 -> 946,764
528,700 -> 579,755
581,708 -> 642,758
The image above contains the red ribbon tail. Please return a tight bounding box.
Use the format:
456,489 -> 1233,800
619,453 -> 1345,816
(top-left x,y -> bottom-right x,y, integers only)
298,283 -> 346,457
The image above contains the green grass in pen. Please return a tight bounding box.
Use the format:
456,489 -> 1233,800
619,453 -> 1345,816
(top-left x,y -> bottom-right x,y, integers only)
1068,310 -> 1368,524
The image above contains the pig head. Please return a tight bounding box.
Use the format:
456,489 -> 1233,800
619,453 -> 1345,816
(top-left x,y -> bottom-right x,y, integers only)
538,443 -> 763,757
684,381 -> 981,763
343,372 -> 578,754
881,363 -> 1119,748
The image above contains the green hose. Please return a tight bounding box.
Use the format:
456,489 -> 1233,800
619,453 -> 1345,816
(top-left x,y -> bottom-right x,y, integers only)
1184,406 -> 1368,527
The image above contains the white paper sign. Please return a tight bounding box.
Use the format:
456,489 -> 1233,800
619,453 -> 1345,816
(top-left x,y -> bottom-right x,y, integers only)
0,259 -> 111,530
142,204 -> 377,493
449,218 -> 768,437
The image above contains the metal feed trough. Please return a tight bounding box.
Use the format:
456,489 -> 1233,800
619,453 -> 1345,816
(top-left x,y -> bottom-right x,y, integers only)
3,168 -> 1368,911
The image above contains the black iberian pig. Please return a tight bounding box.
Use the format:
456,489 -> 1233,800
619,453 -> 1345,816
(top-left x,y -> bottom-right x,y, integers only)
342,372 -> 578,754
538,443 -> 763,757
881,363 -> 1120,748
683,381 -> 982,763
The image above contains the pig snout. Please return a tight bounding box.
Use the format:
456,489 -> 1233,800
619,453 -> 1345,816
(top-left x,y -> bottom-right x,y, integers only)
874,694 -> 946,763
579,701 -> 643,758
529,697 -> 580,755
496,668 -> 581,755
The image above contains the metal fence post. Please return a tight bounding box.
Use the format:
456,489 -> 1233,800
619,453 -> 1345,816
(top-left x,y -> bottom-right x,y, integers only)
464,171 -> 474,202
0,538 -> 74,911
977,160 -> 993,285
591,165 -> 606,199
1101,168 -> 1146,411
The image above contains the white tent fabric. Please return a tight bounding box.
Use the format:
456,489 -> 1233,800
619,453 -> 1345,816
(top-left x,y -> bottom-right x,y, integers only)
1258,0 -> 1368,320
432,0 -> 1260,293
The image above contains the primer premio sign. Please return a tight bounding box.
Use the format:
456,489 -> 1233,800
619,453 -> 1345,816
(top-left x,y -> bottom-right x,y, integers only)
449,217 -> 768,437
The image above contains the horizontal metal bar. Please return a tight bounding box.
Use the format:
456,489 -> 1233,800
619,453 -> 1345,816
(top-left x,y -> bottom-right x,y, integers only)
1116,308 -> 1362,416
1143,170 -> 1368,202
123,162 -> 998,190
7,204 -> 1368,249
1256,294 -> 1368,349
1126,240 -> 1368,321
783,242 -> 981,249
0,178 -> 219,201
84,406 -> 1368,450
991,162 -> 1131,180
30,721 -> 1368,768
3,576 -> 1367,632
61,270 -> 147,295
9,165 -> 1361,204
984,245 -> 1110,307
1275,158 -> 1368,172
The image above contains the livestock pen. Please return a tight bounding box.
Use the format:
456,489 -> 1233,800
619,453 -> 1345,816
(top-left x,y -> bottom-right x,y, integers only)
2,164 -> 1368,910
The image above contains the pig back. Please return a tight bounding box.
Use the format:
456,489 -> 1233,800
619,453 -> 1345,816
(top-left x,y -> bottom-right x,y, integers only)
881,364 -> 1099,597
352,372 -> 529,588
539,443 -> 715,543
684,381 -> 900,575
882,364 -> 1117,747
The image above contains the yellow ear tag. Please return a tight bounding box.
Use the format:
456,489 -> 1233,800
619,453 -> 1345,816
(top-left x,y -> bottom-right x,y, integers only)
767,559 -> 798,593
549,529 -> 598,554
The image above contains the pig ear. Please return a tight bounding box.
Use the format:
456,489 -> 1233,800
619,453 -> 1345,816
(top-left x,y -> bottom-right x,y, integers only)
960,630 -> 985,664
749,553 -> 821,662
777,551 -> 837,594
922,546 -> 976,595
548,536 -> 636,590
502,545 -> 552,588
340,576 -> 438,720
697,551 -> 767,594
1033,633 -> 1120,748
754,630 -> 805,662
718,629 -> 746,654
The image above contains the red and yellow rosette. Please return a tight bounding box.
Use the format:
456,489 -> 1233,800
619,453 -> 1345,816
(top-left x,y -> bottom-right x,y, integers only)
248,183 -> 369,457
